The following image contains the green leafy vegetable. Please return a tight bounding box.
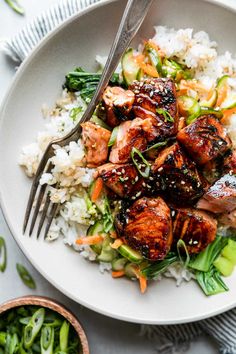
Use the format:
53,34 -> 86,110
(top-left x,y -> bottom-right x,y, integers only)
142,253 -> 178,279
4,0 -> 24,15
0,237 -> 7,272
145,141 -> 167,152
188,236 -> 228,272
195,266 -> 229,296
65,67 -> 120,101
131,147 -> 151,178
156,108 -> 174,122
16,264 -> 36,289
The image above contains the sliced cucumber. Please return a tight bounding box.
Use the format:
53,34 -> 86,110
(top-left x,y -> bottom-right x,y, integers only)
112,258 -> 127,271
221,92 -> 236,109
97,236 -> 117,262
124,263 -> 138,278
178,95 -> 201,124
118,244 -> 143,264
216,75 -> 229,90
200,89 -> 218,108
122,48 -> 140,86
145,43 -> 162,73
199,107 -> 223,120
87,221 -> 104,255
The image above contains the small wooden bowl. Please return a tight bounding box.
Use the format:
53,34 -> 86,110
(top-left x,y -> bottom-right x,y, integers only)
0,296 -> 89,354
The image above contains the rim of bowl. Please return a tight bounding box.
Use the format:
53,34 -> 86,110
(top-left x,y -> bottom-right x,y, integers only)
0,0 -> 236,325
0,295 -> 89,354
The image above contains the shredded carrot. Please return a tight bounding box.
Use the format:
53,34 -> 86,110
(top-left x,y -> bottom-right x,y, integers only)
76,235 -> 103,245
112,270 -> 125,278
139,275 -> 148,294
111,238 -> 123,249
146,40 -> 165,58
110,230 -> 118,239
91,177 -> 103,202
179,80 -> 209,94
216,84 -> 229,107
221,107 -> 236,124
135,54 -> 159,78
132,266 -> 148,294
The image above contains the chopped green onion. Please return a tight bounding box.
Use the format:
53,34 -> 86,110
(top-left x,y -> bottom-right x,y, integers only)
59,321 -> 70,352
108,126 -> 119,147
177,239 -> 190,268
69,107 -> 83,121
90,115 -> 112,131
131,147 -> 151,178
188,236 -> 228,272
4,0 -> 24,15
142,253 -> 178,279
0,237 -> 7,272
24,308 -> 45,349
156,108 -> 174,122
145,141 -> 167,152
16,264 -> 36,289
40,326 -> 54,354
195,266 -> 229,296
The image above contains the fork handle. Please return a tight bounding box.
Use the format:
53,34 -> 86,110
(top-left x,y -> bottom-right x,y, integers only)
69,0 -> 154,141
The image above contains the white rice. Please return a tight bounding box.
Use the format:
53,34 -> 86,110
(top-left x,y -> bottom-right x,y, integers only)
19,26 -> 236,285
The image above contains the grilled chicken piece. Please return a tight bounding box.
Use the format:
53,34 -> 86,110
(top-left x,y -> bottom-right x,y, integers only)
97,163 -> 145,198
116,197 -> 172,261
102,86 -> 135,127
177,115 -> 232,165
81,122 -> 111,167
197,174 -> 236,214
223,149 -> 236,175
219,209 -> 236,228
109,118 -> 153,163
151,143 -> 206,204
130,78 -> 179,140
172,208 -> 217,254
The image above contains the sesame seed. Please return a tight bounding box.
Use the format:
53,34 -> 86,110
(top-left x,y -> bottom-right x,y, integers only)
117,171 -> 122,176
142,182 -> 146,187
193,240 -> 198,245
181,181 -> 186,185
121,168 -> 125,174
112,169 -> 116,173
136,191 -> 142,197
189,239 -> 193,245
158,167 -> 163,172
135,176 -> 139,182
149,176 -> 154,181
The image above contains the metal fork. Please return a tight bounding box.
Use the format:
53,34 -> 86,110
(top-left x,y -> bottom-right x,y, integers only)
23,0 -> 154,238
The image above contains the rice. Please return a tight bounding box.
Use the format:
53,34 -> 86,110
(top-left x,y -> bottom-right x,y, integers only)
19,26 -> 236,287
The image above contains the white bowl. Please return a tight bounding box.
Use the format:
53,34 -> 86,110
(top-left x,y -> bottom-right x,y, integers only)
1,0 -> 236,324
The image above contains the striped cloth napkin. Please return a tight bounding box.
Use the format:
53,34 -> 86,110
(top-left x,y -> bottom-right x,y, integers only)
3,0 -> 236,353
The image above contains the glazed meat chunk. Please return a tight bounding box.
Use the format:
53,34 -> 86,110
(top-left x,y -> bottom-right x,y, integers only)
97,163 -> 145,198
81,122 -> 111,167
151,143 -> 206,204
102,86 -> 135,127
109,118 -> 153,163
172,208 -> 217,254
223,149 -> 236,175
130,78 -> 179,139
177,115 -> 232,166
219,209 -> 236,228
115,197 -> 173,261
197,174 -> 236,213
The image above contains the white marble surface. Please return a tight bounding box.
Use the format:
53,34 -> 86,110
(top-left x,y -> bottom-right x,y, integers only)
1,0 -> 235,352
